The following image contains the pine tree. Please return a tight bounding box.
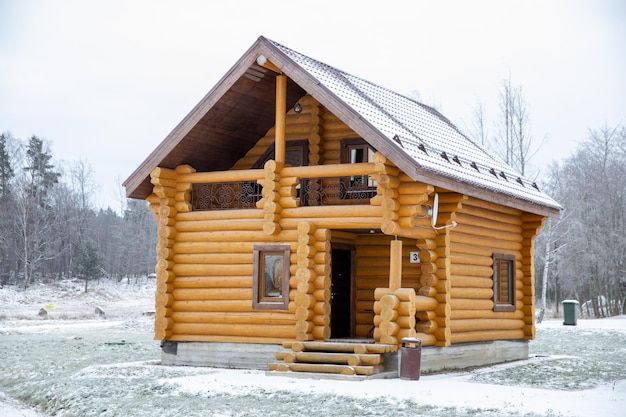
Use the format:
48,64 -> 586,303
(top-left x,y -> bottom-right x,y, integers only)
24,135 -> 60,206
76,238 -> 103,292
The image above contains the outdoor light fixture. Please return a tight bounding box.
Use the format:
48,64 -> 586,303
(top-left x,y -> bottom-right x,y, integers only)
294,102 -> 302,114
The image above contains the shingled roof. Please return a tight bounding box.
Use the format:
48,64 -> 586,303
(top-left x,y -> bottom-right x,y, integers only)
124,36 -> 561,217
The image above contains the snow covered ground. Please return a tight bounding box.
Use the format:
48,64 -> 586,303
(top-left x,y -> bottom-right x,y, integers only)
1,280 -> 624,417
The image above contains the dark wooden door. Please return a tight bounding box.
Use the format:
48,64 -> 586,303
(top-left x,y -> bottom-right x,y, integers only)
330,247 -> 354,339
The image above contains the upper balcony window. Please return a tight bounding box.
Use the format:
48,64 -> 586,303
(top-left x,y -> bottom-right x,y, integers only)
341,139 -> 377,191
253,140 -> 308,169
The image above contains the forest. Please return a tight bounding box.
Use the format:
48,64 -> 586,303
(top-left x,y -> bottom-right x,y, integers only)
0,132 -> 156,290
534,124 -> 626,319
1,79 -> 624,317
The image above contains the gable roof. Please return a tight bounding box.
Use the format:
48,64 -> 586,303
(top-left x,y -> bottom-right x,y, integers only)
124,36 -> 561,218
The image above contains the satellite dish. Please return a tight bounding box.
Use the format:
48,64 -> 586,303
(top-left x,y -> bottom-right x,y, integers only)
428,193 -> 439,228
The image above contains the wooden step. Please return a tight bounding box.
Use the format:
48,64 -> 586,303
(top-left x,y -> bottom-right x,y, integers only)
271,362 -> 382,376
283,351 -> 383,366
270,340 -> 397,377
290,341 -> 397,354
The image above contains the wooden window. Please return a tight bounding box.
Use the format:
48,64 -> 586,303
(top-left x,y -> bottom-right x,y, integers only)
252,140 -> 308,169
341,139 -> 376,188
339,139 -> 377,203
493,253 -> 516,312
252,245 -> 290,310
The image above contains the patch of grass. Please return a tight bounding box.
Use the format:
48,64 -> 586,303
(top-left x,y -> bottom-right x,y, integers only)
471,326 -> 626,390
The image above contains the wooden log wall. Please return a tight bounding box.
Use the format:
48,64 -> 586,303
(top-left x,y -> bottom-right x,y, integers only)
169,203 -> 301,343
295,222 -> 331,341
447,197 -> 533,344
307,97 -> 324,166
415,237 -> 443,347
375,153 -> 437,241
148,166 -> 192,340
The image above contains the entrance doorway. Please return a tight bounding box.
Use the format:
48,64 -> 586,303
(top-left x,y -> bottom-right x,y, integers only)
330,245 -> 355,339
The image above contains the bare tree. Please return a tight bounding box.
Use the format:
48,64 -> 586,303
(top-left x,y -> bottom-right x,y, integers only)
466,75 -> 542,177
494,75 -> 541,176
466,100 -> 489,147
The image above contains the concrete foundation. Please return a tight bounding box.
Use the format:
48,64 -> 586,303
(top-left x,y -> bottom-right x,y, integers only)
419,340 -> 529,373
160,339 -> 529,375
160,340 -> 281,369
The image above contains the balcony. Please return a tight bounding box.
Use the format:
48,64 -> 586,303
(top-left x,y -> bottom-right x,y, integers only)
189,163 -> 377,211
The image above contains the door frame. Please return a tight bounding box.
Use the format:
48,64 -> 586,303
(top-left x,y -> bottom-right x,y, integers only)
330,242 -> 356,338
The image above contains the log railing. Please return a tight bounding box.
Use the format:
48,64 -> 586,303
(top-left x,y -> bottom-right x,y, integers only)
189,163 -> 377,211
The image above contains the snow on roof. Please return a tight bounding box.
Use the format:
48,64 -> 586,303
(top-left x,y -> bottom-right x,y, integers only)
269,39 -> 562,213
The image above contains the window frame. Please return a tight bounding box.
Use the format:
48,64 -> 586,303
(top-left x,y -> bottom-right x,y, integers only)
252,140 -> 309,169
493,253 -> 516,312
252,245 -> 291,310
340,139 -> 377,195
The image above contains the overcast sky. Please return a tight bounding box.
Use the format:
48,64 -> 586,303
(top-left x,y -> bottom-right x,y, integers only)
1,0 -> 624,212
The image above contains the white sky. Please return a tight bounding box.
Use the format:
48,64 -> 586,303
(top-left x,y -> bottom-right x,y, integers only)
1,0 -> 624,212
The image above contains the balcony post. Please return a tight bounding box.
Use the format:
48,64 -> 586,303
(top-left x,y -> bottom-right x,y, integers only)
275,74 -> 287,164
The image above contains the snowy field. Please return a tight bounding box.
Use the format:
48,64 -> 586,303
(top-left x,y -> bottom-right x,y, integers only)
1,280 -> 624,417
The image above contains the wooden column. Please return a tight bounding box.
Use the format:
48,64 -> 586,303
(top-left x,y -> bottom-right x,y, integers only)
415,237 -> 441,347
521,213 -> 545,340
275,74 -> 287,164
373,287 -> 417,345
389,239 -> 402,290
261,160 -> 283,235
295,222 -> 316,341
149,167 -> 178,340
174,164 -> 195,213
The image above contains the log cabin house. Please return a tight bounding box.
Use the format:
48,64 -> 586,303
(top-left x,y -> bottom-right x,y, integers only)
124,36 -> 561,378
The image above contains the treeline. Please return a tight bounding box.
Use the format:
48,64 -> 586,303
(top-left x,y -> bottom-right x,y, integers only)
535,125 -> 626,317
0,132 -> 156,288
466,76 -> 625,318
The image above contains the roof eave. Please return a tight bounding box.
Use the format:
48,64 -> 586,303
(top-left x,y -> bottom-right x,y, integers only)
407,166 -> 562,218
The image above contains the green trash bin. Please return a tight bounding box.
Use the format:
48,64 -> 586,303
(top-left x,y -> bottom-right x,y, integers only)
562,300 -> 579,325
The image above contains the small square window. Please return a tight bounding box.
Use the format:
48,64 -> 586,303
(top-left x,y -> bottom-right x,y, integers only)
493,253 -> 516,312
252,245 -> 290,310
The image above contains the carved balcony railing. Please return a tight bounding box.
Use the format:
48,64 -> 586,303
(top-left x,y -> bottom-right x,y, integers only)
300,176 -> 377,206
191,181 -> 262,210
